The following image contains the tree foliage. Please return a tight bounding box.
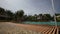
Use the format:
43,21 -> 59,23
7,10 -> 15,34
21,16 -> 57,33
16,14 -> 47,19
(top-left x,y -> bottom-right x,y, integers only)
14,10 -> 24,22
15,10 -> 24,18
55,14 -> 60,22
0,7 -> 6,15
43,14 -> 51,20
6,10 -> 14,17
0,7 -> 60,22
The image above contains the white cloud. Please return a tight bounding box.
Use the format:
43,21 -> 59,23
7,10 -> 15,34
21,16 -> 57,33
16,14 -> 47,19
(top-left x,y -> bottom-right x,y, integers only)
0,0 -> 59,15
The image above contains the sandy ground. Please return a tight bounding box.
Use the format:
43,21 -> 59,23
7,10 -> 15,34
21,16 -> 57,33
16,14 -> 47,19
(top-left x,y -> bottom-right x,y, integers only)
0,22 -> 42,34
0,22 -> 60,34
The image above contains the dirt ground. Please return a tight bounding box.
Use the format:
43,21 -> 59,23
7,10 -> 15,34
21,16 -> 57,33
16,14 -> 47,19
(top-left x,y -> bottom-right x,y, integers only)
0,22 -> 60,34
0,22 -> 42,34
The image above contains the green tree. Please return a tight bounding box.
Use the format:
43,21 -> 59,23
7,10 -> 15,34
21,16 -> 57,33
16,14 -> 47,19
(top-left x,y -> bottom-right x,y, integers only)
55,14 -> 60,22
55,14 -> 60,16
34,14 -> 37,21
5,10 -> 14,21
43,14 -> 51,21
6,10 -> 14,17
0,7 -> 6,15
23,15 -> 27,21
15,10 -> 24,17
39,14 -> 42,16
37,14 -> 43,21
15,10 -> 24,22
26,15 -> 32,21
38,14 -> 43,19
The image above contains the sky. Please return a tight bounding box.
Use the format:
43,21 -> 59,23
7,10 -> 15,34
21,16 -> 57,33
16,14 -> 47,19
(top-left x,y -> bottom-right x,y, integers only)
0,0 -> 60,15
